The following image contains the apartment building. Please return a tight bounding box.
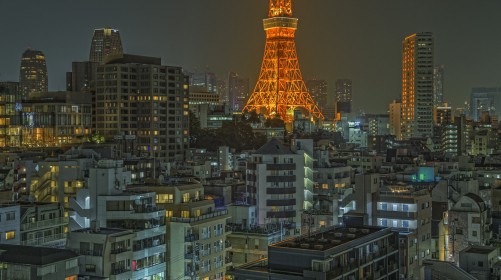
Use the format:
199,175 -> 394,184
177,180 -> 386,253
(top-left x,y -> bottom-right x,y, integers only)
127,177 -> 231,280
232,225 -> 399,280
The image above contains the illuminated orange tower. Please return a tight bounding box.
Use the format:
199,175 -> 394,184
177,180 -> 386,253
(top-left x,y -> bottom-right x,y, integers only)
243,0 -> 324,123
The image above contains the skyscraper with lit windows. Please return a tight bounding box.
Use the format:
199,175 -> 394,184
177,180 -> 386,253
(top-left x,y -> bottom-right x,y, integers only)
89,28 -> 123,64
19,49 -> 48,100
401,32 -> 434,139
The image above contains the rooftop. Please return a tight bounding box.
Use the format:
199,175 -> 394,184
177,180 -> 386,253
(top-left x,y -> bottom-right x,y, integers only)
255,138 -> 293,155
272,225 -> 382,251
462,245 -> 497,255
0,244 -> 78,265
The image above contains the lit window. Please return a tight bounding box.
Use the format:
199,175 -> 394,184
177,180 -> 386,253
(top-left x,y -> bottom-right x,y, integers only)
5,231 -> 15,240
165,211 -> 173,218
181,211 -> 190,218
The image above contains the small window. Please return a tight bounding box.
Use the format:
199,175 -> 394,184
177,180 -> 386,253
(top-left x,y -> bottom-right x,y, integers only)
478,261 -> 484,267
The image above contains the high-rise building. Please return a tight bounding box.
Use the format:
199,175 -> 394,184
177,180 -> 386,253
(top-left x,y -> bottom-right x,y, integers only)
94,54 -> 189,162
66,61 -> 98,93
335,79 -> 352,114
190,72 -> 217,93
19,49 -> 48,100
89,28 -> 123,64
470,87 -> 501,121
389,100 -> 402,140
401,32 -> 434,139
433,65 -> 445,107
0,82 -> 21,147
229,72 -> 249,111
306,79 -> 328,117
217,79 -> 228,104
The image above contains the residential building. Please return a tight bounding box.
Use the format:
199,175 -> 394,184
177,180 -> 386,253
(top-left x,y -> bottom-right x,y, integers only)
389,99 -> 402,140
231,225 -> 400,280
67,226 -> 144,279
19,49 -> 48,100
433,65 -> 445,107
246,138 -> 305,234
94,54 -> 190,162
447,193 -> 491,262
89,28 -> 123,64
459,246 -> 501,280
69,159 -> 166,280
0,244 -> 79,280
127,178 -> 231,280
0,202 -> 68,248
375,185 -> 432,280
401,32 -> 434,139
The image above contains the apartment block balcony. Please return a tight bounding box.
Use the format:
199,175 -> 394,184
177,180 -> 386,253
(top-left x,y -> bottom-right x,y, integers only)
20,217 -> 69,231
266,163 -> 296,171
266,199 -> 296,207
266,187 -> 296,195
185,234 -> 199,242
169,209 -> 229,224
21,233 -> 66,247
266,175 -> 296,183
266,210 -> 296,218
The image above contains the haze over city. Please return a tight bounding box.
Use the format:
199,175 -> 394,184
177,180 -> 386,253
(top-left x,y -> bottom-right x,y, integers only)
2,0 -> 501,112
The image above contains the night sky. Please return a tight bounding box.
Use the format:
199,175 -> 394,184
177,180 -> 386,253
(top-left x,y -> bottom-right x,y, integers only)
1,0 -> 501,113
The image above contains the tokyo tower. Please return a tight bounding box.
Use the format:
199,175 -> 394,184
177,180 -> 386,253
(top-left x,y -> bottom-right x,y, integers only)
243,0 -> 324,123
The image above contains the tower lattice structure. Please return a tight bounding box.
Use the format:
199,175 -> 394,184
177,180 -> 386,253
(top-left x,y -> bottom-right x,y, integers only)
243,0 -> 324,123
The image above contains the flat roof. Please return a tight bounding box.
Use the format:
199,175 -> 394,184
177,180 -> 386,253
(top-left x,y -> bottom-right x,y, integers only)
272,225 -> 382,252
462,246 -> 497,255
0,244 -> 78,265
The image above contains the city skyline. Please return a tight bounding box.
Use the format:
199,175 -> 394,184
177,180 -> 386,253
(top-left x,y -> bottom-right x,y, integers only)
1,0 -> 501,113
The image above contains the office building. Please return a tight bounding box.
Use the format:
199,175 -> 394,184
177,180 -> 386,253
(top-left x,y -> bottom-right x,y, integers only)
335,79 -> 352,114
231,225 -> 400,280
66,61 -> 98,93
94,54 -> 189,162
190,72 -> 217,93
89,28 -> 123,64
0,244 -> 79,280
433,65 -> 445,107
0,82 -> 21,147
401,32 -> 434,139
19,49 -> 48,100
229,72 -> 249,112
470,87 -> 501,121
21,91 -> 92,146
306,79 -> 328,116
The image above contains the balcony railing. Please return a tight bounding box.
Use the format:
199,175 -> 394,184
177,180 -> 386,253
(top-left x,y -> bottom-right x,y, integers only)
21,233 -> 66,246
111,268 -> 131,275
266,199 -> 296,207
21,217 -> 68,231
185,234 -> 199,242
169,209 -> 228,224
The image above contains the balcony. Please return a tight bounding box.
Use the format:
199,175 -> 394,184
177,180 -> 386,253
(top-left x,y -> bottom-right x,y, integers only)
225,240 -> 232,250
266,187 -> 296,195
266,199 -> 296,207
21,233 -> 66,246
266,175 -> 296,182
377,210 -> 417,220
169,209 -> 229,224
79,249 -> 103,257
266,210 -> 296,218
266,163 -> 296,171
21,217 -> 69,231
111,268 -> 131,276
